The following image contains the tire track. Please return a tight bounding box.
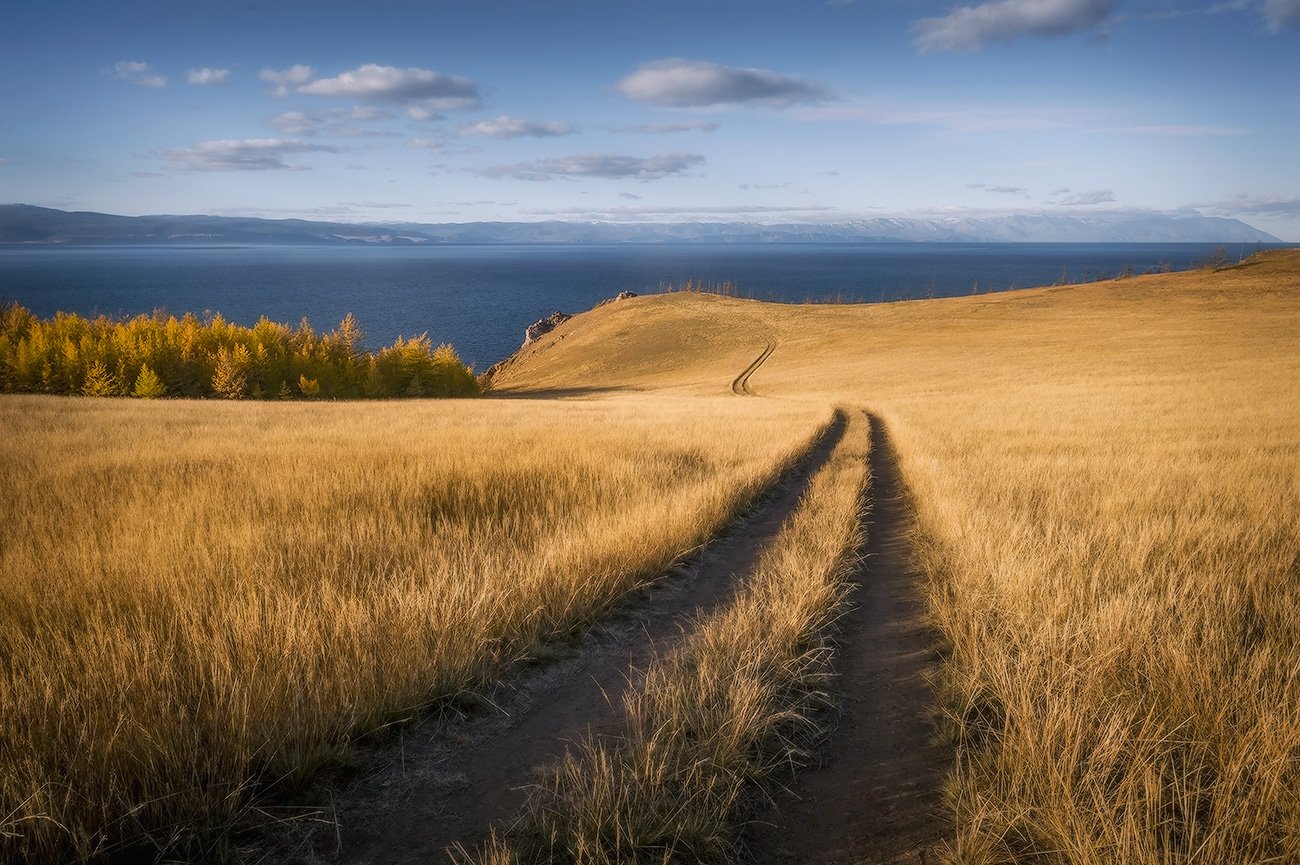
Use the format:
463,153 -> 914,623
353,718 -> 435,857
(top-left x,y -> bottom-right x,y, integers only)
262,411 -> 848,865
732,339 -> 777,395
745,414 -> 951,865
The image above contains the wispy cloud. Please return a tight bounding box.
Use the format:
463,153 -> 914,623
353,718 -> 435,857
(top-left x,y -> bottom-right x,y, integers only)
1054,189 -> 1116,205
157,138 -> 339,172
107,60 -> 167,88
988,185 -> 1028,193
459,116 -> 576,139
522,204 -> 838,219
478,152 -> 705,181
337,201 -> 411,209
1262,0 -> 1300,30
1196,193 -> 1300,216
186,68 -> 230,86
269,108 -> 398,138
607,120 -> 721,134
259,65 -> 315,96
791,102 -> 1072,132
620,192 -> 642,200
913,0 -> 1111,52
407,137 -> 447,154
1109,124 -> 1249,136
616,59 -> 831,108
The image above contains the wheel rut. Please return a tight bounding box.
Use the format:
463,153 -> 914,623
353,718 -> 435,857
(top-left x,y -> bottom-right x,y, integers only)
732,339 -> 776,395
745,414 -> 951,865
263,411 -> 848,865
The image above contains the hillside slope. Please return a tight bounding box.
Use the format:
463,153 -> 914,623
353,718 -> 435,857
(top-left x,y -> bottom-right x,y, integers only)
493,250 -> 1300,865
492,249 -> 1300,401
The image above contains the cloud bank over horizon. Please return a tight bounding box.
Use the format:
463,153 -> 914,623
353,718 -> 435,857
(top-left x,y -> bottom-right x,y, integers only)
3,0 -> 1296,239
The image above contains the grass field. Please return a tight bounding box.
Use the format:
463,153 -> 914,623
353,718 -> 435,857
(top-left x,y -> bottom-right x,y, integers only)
3,250 -> 1298,863
492,250 -> 1300,863
472,411 -> 871,865
0,394 -> 824,862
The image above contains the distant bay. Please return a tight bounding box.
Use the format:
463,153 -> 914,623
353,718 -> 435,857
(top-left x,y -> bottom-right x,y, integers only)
0,242 -> 1289,369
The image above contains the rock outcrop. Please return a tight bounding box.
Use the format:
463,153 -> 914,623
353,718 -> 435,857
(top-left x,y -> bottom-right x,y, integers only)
523,311 -> 571,347
596,290 -> 638,307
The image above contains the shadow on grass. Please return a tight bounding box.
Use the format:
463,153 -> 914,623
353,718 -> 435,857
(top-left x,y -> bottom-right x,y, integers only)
484,385 -> 640,400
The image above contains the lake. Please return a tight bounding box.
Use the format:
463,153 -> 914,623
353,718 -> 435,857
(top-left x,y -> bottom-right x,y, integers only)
0,242 -> 1282,369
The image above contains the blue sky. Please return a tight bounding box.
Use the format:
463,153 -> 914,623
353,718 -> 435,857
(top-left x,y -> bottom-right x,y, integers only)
2,0 -> 1298,238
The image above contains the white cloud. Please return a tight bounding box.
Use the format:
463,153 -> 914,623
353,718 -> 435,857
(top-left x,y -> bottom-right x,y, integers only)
913,0 -> 1111,52
988,185 -> 1028,193
1055,189 -> 1116,205
108,60 -> 167,88
269,108 -> 398,138
608,121 -> 721,134
459,116 -> 576,139
616,59 -> 830,108
297,64 -> 481,112
186,68 -> 230,86
1262,0 -> 1300,29
157,138 -> 339,172
478,152 -> 706,181
259,65 -> 315,96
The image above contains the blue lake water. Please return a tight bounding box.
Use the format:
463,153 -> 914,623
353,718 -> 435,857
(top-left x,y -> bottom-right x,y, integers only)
0,242 -> 1286,369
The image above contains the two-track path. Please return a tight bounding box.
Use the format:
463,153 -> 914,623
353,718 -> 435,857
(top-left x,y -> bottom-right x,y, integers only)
732,339 -> 776,395
267,410 -> 848,865
746,415 -> 950,864
262,337 -> 950,865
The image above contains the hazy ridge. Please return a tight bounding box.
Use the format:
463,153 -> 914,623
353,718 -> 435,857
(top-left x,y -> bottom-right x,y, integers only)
0,204 -> 1280,245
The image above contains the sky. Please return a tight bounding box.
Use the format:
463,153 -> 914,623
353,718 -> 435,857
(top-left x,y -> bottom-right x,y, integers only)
1,0 -> 1298,239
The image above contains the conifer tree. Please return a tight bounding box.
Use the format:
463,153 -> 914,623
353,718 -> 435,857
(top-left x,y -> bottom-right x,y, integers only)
82,361 -> 120,397
211,345 -> 248,399
132,364 -> 167,399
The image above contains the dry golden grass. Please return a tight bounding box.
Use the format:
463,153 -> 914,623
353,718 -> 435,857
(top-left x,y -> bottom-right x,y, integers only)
470,410 -> 871,865
494,251 -> 1300,863
6,251 -> 1298,864
0,394 -> 826,861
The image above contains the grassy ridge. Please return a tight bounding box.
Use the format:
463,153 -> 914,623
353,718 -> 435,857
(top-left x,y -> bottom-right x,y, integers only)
0,395 -> 824,861
471,410 -> 870,865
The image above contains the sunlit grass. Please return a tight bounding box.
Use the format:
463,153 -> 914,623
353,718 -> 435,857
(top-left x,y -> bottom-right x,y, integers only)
0,393 -> 824,862
496,250 -> 1300,863
470,411 -> 871,865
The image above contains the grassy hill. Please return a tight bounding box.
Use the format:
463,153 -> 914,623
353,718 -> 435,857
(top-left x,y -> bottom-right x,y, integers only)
492,251 -> 1300,863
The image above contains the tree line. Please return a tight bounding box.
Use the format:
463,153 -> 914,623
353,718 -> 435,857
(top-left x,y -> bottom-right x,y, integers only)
0,304 -> 479,399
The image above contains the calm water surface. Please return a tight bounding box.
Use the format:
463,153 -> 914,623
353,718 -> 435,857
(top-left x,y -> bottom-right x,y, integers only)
0,243 -> 1282,368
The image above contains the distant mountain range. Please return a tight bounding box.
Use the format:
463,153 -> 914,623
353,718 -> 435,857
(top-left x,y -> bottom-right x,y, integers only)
0,204 -> 1281,245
